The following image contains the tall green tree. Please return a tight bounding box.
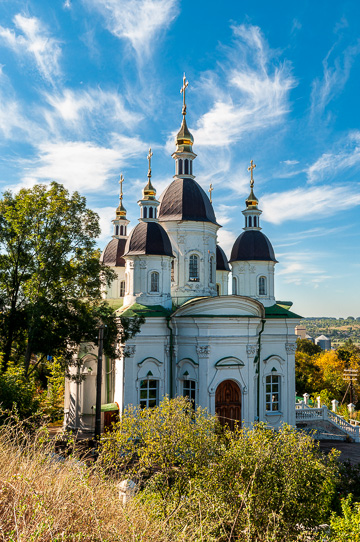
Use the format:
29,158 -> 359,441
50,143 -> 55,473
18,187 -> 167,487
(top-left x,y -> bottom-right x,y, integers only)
0,182 -> 117,375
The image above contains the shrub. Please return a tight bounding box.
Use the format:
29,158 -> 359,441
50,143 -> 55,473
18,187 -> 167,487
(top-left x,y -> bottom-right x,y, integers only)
99,398 -> 340,541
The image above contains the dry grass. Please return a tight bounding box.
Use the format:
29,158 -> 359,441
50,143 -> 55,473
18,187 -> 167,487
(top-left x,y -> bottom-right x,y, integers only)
0,422 -> 172,542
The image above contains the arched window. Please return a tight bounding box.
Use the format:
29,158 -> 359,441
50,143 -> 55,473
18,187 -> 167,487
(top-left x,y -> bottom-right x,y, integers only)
190,160 -> 193,175
249,216 -> 252,227
254,217 -> 257,227
150,271 -> 159,292
209,256 -> 214,283
216,283 -> 220,295
144,207 -> 148,218
265,374 -> 280,412
154,208 -> 157,218
149,207 -> 153,219
171,260 -> 175,282
189,254 -> 199,281
185,159 -> 189,174
120,280 -> 125,297
115,225 -> 119,236
232,276 -> 237,295
120,225 -> 124,235
179,160 -> 183,174
259,276 -> 267,295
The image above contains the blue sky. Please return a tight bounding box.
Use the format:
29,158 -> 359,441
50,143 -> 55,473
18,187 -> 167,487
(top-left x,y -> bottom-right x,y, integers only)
0,0 -> 359,318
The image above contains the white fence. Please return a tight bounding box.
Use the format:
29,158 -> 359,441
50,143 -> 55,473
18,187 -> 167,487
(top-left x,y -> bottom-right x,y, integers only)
295,404 -> 360,442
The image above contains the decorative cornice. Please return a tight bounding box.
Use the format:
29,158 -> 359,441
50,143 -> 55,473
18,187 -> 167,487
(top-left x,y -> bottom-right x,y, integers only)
196,345 -> 210,358
246,344 -> 257,356
285,343 -> 297,354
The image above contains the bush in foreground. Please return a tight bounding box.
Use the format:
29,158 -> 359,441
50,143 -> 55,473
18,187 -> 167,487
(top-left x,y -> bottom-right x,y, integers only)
99,397 -> 340,541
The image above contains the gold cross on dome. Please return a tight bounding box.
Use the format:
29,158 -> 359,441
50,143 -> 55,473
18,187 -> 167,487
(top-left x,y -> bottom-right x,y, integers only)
147,147 -> 153,177
248,160 -> 256,187
119,173 -> 124,198
180,73 -> 189,115
208,183 -> 214,203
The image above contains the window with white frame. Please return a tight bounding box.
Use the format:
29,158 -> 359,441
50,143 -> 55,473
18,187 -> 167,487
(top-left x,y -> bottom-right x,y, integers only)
189,254 -> 199,281
183,379 -> 196,407
265,374 -> 280,412
259,276 -> 267,295
140,379 -> 158,408
150,271 -> 159,292
120,280 -> 125,297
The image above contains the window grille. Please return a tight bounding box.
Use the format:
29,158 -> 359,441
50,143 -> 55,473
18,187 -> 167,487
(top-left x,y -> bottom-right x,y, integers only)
259,276 -> 266,295
265,375 -> 280,412
150,272 -> 159,292
120,280 -> 125,297
189,254 -> 199,281
183,379 -> 196,407
140,379 -> 158,408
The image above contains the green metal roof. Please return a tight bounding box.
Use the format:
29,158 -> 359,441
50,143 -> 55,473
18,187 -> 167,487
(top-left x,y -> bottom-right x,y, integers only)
265,304 -> 302,319
115,303 -> 172,318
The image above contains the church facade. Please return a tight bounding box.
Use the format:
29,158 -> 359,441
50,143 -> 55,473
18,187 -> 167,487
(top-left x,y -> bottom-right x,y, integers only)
64,78 -> 301,433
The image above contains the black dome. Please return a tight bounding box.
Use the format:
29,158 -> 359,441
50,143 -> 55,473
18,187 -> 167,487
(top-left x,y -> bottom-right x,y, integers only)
158,178 -> 218,224
216,245 -> 230,271
124,221 -> 174,257
100,238 -> 126,267
230,230 -> 277,263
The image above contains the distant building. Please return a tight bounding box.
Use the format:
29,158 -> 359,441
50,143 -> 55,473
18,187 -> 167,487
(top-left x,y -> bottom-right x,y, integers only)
305,334 -> 315,343
315,335 -> 331,350
295,325 -> 306,340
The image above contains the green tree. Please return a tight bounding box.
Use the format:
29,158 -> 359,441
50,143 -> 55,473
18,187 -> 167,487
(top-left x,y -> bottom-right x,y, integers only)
296,338 -> 322,356
0,182 -> 117,376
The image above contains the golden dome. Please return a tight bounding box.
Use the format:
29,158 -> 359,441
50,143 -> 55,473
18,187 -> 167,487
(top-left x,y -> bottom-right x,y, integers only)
246,187 -> 258,208
116,197 -> 127,219
142,178 -> 156,200
176,116 -> 194,150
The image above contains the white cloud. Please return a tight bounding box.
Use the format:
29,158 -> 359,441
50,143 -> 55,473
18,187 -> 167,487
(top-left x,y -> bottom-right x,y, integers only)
261,184 -> 360,224
0,14 -> 61,83
311,40 -> 360,116
276,251 -> 331,288
282,160 -> 299,165
217,229 -> 236,258
45,88 -> 143,131
92,206 -> 114,242
19,137 -> 146,193
83,0 -> 178,58
307,131 -> 360,183
193,24 -> 296,147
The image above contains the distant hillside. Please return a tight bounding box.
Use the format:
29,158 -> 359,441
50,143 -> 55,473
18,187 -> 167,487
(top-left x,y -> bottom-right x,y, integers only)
301,317 -> 360,347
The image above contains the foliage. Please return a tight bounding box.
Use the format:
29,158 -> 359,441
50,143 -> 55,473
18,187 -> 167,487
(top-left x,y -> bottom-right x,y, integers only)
0,419 -> 172,542
297,338 -> 322,356
39,358 -> 65,422
0,182 -> 117,376
0,363 -> 40,422
99,397 -> 340,541
326,495 -> 360,542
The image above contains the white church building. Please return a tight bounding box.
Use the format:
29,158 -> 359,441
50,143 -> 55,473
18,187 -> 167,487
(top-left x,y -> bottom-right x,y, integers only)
64,78 -> 301,433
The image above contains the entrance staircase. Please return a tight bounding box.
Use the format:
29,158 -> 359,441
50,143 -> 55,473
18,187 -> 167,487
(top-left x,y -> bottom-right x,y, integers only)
296,404 -> 360,442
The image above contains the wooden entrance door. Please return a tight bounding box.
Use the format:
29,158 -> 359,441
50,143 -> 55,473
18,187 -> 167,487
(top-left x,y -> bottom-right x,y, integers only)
215,380 -> 241,430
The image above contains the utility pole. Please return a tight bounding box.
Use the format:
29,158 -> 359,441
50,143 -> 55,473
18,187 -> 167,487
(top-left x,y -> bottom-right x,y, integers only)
95,324 -> 105,441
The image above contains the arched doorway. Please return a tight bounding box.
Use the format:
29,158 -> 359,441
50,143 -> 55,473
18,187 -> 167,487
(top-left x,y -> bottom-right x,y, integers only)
215,380 -> 241,430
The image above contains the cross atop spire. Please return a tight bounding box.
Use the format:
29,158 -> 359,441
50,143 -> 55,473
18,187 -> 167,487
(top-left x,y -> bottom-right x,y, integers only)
248,160 -> 256,187
209,183 -> 214,203
119,173 -> 124,200
147,147 -> 153,179
180,73 -> 189,116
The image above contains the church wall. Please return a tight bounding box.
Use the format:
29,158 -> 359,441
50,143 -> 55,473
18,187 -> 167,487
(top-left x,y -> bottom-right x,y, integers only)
231,260 -> 275,307
160,220 -> 218,305
216,270 -> 229,295
105,266 -> 125,299
123,255 -> 172,309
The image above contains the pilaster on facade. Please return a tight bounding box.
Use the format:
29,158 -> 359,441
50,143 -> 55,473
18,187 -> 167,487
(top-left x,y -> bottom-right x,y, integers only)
196,345 -> 211,359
